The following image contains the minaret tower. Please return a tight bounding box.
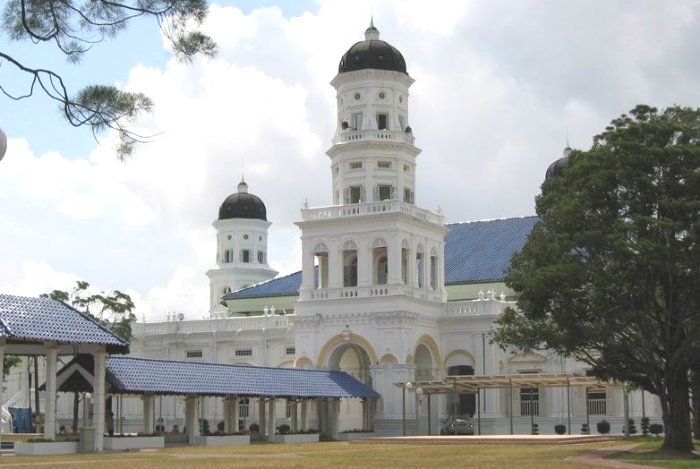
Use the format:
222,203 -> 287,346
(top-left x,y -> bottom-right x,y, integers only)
206,178 -> 277,312
294,21 -> 447,436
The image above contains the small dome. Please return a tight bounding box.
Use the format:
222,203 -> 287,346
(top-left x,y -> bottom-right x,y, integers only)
545,147 -> 571,180
218,179 -> 267,221
338,20 -> 407,75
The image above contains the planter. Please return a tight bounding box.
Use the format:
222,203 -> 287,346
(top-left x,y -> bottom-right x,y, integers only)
194,434 -> 250,446
336,432 -> 374,441
273,433 -> 320,444
103,436 -> 165,450
14,441 -> 79,456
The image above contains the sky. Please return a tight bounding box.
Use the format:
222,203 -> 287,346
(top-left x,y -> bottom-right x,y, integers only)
1,0 -> 699,321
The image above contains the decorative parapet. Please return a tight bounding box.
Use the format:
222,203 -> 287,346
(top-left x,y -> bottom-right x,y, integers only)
300,284 -> 443,303
333,129 -> 415,145
134,315 -> 292,335
442,296 -> 513,318
300,200 -> 443,225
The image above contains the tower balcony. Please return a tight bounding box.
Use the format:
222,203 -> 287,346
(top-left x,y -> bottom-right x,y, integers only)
300,284 -> 444,303
301,200 -> 443,225
333,129 -> 415,145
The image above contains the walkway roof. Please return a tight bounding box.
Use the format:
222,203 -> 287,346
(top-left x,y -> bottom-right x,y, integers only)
0,294 -> 130,354
54,355 -> 380,399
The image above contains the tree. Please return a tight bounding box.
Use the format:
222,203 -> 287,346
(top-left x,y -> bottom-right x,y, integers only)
494,105 -> 700,453
0,0 -> 216,158
41,280 -> 136,341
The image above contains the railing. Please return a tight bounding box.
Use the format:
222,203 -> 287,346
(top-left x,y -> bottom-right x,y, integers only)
587,398 -> 607,415
333,129 -> 415,145
301,200 -> 443,225
134,315 -> 292,335
299,284 -> 443,303
443,298 -> 513,317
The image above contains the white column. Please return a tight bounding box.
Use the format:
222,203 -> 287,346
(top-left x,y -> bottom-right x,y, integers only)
185,396 -> 199,444
329,240 -> 341,289
358,239 -> 371,287
93,349 -> 106,451
388,237 -> 402,285
143,395 -> 155,434
300,400 -> 308,431
290,399 -> 298,432
267,398 -> 276,438
44,344 -> 58,440
258,399 -> 266,437
300,239 -> 315,293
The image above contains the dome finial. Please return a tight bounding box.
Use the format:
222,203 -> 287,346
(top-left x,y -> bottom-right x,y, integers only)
365,16 -> 380,40
238,159 -> 248,193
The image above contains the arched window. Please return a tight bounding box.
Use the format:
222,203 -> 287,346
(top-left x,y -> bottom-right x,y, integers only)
343,241 -> 358,287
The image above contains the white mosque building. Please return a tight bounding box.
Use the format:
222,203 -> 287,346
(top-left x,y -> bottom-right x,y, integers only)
3,21 -> 660,438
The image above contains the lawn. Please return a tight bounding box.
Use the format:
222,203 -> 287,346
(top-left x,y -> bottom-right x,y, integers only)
0,438 -> 698,468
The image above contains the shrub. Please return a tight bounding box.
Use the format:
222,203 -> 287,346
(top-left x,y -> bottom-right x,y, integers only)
580,423 -> 590,435
641,417 -> 650,436
249,423 -> 260,433
596,420 -> 610,434
622,419 -> 637,434
649,423 -> 664,436
217,420 -> 225,434
531,423 -> 539,435
199,419 -> 210,435
554,424 -> 566,435
277,424 -> 290,434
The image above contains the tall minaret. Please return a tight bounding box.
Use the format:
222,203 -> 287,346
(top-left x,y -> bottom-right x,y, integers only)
206,178 -> 277,312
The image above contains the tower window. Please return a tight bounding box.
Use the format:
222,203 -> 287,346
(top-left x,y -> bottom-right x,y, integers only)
241,250 -> 250,263
235,349 -> 252,357
404,188 -> 414,204
378,185 -> 393,201
224,249 -> 234,263
257,251 -> 265,263
347,186 -> 363,204
377,161 -> 391,169
286,346 -> 296,355
377,113 -> 388,130
186,350 -> 203,358
349,161 -> 362,170
351,112 -> 363,130
398,115 -> 406,131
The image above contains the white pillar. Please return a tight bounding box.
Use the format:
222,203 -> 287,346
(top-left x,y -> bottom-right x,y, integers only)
300,399 -> 308,431
258,398 -> 266,437
44,344 -> 58,440
291,399 -> 298,432
143,395 -> 155,434
93,349 -> 106,451
185,396 -> 199,444
268,398 -> 276,438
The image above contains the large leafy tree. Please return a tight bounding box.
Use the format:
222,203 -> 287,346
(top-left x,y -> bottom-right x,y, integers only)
0,0 -> 216,157
494,105 -> 700,453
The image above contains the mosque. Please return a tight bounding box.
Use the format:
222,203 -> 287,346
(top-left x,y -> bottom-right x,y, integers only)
3,21 -> 659,439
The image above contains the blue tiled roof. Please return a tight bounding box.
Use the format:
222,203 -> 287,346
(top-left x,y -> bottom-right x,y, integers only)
224,216 -> 538,299
0,294 -> 130,353
105,356 -> 380,398
444,216 -> 539,284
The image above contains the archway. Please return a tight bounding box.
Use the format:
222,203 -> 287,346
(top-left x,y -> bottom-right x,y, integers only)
445,351 -> 476,418
326,341 -> 374,433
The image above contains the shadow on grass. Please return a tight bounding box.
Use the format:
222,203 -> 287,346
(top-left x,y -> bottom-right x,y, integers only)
612,438 -> 700,469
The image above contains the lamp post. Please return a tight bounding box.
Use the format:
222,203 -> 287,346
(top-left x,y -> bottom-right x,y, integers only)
415,387 -> 423,435
395,381 -> 413,436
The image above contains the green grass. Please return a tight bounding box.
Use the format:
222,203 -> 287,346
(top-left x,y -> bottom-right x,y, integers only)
611,437 -> 700,468
1,439 -> 697,469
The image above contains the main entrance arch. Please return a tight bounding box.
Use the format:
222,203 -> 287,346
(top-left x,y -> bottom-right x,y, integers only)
318,334 -> 377,433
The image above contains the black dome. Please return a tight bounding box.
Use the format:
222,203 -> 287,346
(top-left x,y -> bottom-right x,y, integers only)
545,147 -> 571,180
218,181 -> 267,221
338,21 -> 407,75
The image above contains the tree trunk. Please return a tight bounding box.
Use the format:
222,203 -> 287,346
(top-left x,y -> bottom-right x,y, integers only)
661,369 -> 693,452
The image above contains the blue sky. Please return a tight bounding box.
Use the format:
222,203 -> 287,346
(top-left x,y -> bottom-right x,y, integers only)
1,1 -> 699,320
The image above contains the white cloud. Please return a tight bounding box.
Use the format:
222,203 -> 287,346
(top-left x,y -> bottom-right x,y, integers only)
2,1 -> 699,320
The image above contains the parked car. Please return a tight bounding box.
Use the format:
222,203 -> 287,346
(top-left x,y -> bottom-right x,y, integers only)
440,416 -> 475,435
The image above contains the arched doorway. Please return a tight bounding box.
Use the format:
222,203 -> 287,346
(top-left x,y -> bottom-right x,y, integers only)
327,342 -> 373,432
447,365 -> 475,417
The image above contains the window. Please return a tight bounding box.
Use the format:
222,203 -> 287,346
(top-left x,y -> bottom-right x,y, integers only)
343,250 -> 358,287
186,350 -> 202,358
235,349 -> 252,357
398,115 -> 406,131
404,188 -> 414,204
349,161 -> 362,169
349,186 -> 363,204
520,387 -> 540,416
351,112 -> 363,130
377,161 -> 391,169
286,346 -> 296,355
587,388 -> 607,415
257,251 -> 265,263
430,255 -> 438,289
239,397 -> 250,419
377,113 -> 388,130
241,250 -> 250,263
224,249 -> 233,263
377,185 -> 393,201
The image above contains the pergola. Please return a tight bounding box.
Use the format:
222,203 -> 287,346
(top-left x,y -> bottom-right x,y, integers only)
0,293 -> 130,451
416,373 -> 606,435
